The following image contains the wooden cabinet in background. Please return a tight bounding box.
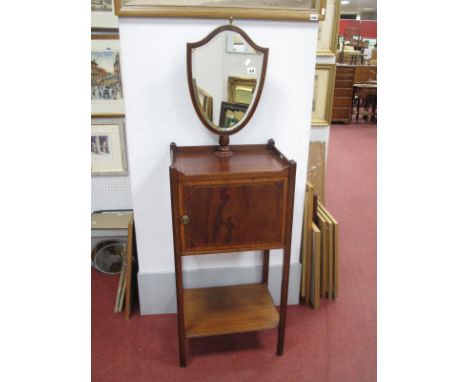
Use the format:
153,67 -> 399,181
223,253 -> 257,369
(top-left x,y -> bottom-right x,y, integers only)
169,140 -> 296,367
354,65 -> 377,84
331,65 -> 377,124
332,65 -> 355,124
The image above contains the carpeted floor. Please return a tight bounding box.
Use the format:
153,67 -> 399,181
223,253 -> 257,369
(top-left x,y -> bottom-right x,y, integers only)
92,123 -> 376,382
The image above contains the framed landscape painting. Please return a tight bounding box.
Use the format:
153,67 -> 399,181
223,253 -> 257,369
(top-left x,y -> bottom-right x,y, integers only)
91,0 -> 119,29
317,0 -> 340,56
91,116 -> 128,175
114,0 -> 326,21
311,64 -> 336,126
91,34 -> 125,115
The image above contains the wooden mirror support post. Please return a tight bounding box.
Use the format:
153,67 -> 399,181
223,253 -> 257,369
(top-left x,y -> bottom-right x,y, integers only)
215,135 -> 233,157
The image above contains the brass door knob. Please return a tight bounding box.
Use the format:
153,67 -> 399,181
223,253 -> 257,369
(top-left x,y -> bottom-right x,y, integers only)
181,215 -> 190,225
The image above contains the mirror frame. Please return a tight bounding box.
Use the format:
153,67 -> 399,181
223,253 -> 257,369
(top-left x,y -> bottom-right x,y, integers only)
187,24 -> 269,137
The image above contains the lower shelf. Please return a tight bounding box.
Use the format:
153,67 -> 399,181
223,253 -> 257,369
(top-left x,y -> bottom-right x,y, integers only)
183,283 -> 279,338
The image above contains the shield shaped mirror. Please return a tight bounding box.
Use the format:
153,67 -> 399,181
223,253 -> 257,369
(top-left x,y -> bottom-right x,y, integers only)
187,25 -> 269,156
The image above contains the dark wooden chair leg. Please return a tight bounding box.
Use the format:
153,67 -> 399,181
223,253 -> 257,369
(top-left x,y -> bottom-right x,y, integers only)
277,247 -> 291,356
356,96 -> 361,122
262,250 -> 270,285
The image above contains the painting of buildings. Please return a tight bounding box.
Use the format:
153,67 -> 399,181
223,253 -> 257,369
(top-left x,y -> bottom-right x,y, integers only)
91,51 -> 123,101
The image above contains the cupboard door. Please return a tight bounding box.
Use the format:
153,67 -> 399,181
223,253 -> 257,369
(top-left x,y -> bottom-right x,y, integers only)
180,180 -> 287,253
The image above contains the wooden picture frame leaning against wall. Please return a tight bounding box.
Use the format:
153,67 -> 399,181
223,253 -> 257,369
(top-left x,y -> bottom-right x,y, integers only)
311,63 -> 336,126
114,0 -> 327,21
316,0 -> 340,56
91,116 -> 128,176
91,32 -> 125,116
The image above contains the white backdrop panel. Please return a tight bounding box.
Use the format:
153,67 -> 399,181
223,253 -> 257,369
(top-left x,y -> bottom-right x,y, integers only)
119,18 -> 317,274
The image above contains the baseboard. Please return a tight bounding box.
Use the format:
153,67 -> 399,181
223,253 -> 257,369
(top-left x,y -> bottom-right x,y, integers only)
137,262 -> 302,315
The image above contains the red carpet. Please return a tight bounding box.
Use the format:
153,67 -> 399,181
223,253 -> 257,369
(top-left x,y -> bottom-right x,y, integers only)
92,123 -> 376,381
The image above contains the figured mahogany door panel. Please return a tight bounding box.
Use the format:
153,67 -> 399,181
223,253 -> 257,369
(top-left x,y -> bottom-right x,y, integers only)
180,179 -> 287,253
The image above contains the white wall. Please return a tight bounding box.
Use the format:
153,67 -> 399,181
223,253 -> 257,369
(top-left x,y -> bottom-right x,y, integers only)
119,18 -> 318,313
91,175 -> 132,212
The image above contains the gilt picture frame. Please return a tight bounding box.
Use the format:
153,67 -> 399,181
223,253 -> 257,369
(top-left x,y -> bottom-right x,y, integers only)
114,0 -> 326,21
311,63 -> 336,126
317,0 -> 340,56
91,116 -> 128,176
227,76 -> 257,105
91,33 -> 125,116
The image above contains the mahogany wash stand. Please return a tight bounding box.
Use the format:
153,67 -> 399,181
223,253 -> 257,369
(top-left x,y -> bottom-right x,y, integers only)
169,139 -> 296,367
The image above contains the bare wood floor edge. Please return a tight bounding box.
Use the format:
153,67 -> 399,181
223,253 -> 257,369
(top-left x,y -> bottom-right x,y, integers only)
169,140 -> 296,367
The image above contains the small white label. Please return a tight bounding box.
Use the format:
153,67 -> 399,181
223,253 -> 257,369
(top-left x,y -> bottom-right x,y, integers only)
310,13 -> 318,21
247,67 -> 256,74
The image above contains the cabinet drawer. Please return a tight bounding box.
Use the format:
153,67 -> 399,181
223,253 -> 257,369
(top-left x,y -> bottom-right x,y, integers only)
179,179 -> 287,254
332,107 -> 351,121
335,73 -> 354,81
334,88 -> 353,97
335,79 -> 354,87
337,66 -> 355,75
333,97 -> 352,107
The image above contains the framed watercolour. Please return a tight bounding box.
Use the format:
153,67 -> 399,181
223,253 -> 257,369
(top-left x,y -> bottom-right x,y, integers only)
92,0 -> 119,29
311,64 -> 336,126
114,0 -> 326,21
317,0 -> 340,56
226,32 -> 255,54
91,33 -> 125,115
219,101 -> 248,128
91,116 -> 128,175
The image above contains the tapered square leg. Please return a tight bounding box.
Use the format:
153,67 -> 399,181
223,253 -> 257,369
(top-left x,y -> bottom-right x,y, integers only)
262,250 -> 270,285
174,248 -> 187,367
276,248 -> 291,356
178,337 -> 187,367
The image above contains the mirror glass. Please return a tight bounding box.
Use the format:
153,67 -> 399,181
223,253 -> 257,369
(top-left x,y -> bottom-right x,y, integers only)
190,30 -> 266,133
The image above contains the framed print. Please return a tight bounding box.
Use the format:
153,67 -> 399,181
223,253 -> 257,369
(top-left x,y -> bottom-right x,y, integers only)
317,0 -> 340,56
92,0 -> 119,29
114,0 -> 326,21
91,116 -> 128,175
226,33 -> 255,54
317,210 -> 328,297
307,141 -> 326,203
219,101 -> 248,128
301,181 -> 314,300
319,204 -> 333,298
311,63 -> 336,126
319,201 -> 339,299
310,222 -> 321,309
91,34 -> 125,115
